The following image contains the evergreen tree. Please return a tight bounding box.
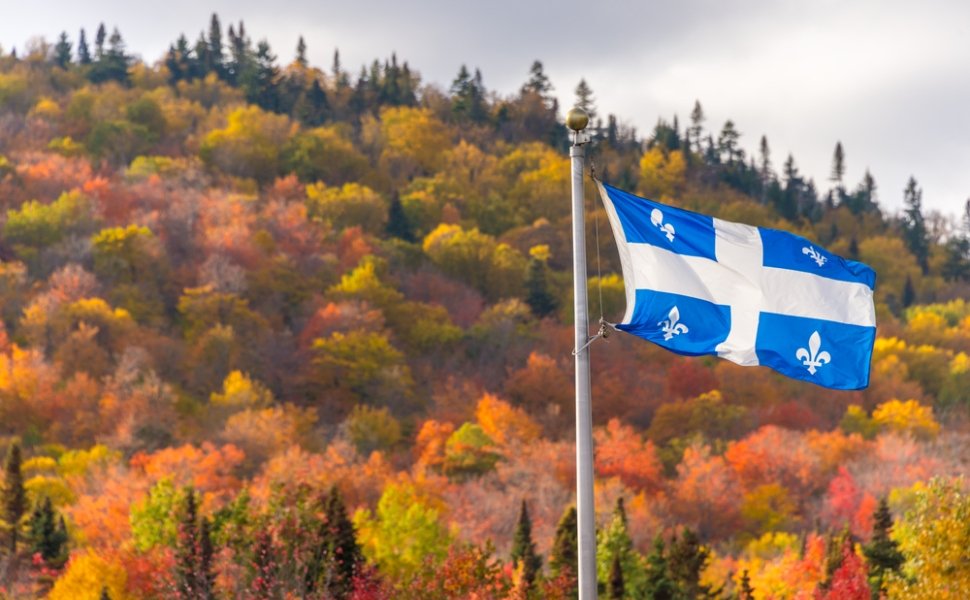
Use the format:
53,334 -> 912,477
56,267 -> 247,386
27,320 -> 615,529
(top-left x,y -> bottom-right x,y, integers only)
208,13 -> 224,76
718,121 -> 742,165
759,135 -> 771,179
574,78 -> 597,121
831,141 -> 846,193
2,441 -> 25,554
511,499 -> 542,590
94,23 -> 106,60
227,21 -> 252,85
862,498 -> 904,598
249,40 -> 280,111
27,497 -> 68,566
100,586 -> 112,600
902,176 -> 930,273
300,79 -> 329,125
549,505 -> 578,580
738,569 -> 754,600
174,489 -> 214,599
901,275 -> 916,308
525,255 -> 557,318
607,553 -> 624,600
53,32 -> 72,68
77,28 -> 91,64
522,60 -> 553,99
823,528 -> 853,589
323,485 -> 362,599
251,527 -> 277,598
668,529 -> 713,598
386,192 -> 415,242
643,536 -> 677,600
688,100 -> 705,155
90,27 -> 129,83
450,64 -> 487,123
295,36 -> 308,67
198,517 -> 215,599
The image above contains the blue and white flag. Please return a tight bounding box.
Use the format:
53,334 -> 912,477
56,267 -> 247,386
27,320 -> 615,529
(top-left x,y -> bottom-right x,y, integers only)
597,182 -> 876,390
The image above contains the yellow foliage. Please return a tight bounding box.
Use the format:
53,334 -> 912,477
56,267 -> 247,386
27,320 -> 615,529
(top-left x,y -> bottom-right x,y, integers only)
30,96 -> 61,119
872,399 -> 940,440
210,370 -> 274,409
375,106 -> 451,180
305,181 -> 387,233
638,147 -> 686,199
25,474 -> 75,507
48,550 -> 130,600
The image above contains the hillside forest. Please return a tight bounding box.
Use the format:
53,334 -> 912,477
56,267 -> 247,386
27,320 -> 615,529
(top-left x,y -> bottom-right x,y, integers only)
0,15 -> 968,600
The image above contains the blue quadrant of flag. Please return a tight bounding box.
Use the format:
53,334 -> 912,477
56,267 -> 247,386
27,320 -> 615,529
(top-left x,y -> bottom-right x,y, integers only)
598,182 -> 877,390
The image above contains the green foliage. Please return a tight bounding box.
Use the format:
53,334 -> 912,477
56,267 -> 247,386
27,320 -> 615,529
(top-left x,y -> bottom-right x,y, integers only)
863,498 -> 903,598
423,223 -> 527,300
354,481 -> 453,584
549,505 -> 578,581
4,191 -> 96,250
282,126 -> 369,184
2,441 -> 26,553
199,105 -> 295,183
130,478 -> 184,551
597,499 -> 647,598
510,499 -> 542,591
441,423 -> 499,480
27,496 -> 69,566
345,405 -> 402,455
311,329 -> 413,408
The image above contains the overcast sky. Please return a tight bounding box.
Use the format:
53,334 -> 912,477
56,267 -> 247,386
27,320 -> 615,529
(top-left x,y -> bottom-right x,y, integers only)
3,0 -> 969,218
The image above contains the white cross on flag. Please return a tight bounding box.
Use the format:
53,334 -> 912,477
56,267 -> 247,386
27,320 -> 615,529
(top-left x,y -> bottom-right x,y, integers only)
597,182 -> 877,390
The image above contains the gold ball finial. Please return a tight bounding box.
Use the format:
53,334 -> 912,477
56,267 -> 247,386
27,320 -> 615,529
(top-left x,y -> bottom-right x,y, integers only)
566,107 -> 589,131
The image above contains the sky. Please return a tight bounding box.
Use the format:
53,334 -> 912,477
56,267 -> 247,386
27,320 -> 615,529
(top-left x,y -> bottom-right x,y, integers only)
2,0 -> 969,218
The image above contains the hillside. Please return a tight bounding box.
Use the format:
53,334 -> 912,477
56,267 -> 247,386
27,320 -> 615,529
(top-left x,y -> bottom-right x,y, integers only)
0,15 -> 968,599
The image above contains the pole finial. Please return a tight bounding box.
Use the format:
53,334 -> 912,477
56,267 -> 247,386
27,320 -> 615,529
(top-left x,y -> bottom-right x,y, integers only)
566,106 -> 590,132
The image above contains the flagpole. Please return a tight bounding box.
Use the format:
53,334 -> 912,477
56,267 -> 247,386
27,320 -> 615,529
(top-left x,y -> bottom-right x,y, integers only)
567,107 -> 596,600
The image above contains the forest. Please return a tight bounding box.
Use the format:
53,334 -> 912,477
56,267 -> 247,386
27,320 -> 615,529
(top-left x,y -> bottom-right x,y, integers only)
0,13 -> 968,600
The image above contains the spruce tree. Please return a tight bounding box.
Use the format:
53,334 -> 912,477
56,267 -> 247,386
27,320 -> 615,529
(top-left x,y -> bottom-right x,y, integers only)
525,256 -> 557,318
738,569 -> 754,600
718,121 -> 742,165
386,192 -> 415,242
668,528 -> 713,598
574,78 -> 597,121
77,29 -> 91,64
27,497 -> 68,566
2,441 -> 25,554
688,100 -> 705,155
296,36 -> 308,67
902,176 -> 929,273
174,489 -> 201,598
323,485 -> 362,599
208,14 -> 224,76
53,32 -> 72,68
549,505 -> 578,580
94,23 -> 106,60
831,141 -> 846,193
902,275 -> 916,308
643,536 -> 677,600
198,517 -> 215,599
862,498 -> 904,598
511,499 -> 542,590
607,553 -> 624,600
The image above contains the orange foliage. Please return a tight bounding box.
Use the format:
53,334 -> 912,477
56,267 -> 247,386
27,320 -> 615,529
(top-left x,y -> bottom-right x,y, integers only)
414,419 -> 455,471
474,393 -> 541,447
593,418 -> 663,494
338,226 -> 374,272
129,443 -> 244,506
724,426 -> 822,497
504,352 -> 573,434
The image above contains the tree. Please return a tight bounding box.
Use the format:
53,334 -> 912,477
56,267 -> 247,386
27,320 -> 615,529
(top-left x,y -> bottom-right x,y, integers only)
207,13 -> 224,76
717,120 -> 742,164
863,498 -> 903,598
525,250 -> 557,318
522,60 -> 553,99
94,23 -> 106,59
27,497 -> 69,566
511,499 -> 542,590
174,489 -> 214,599
688,100 -> 705,155
667,529 -> 713,598
598,499 -> 646,597
902,176 -> 929,273
77,29 -> 91,64
549,505 -> 578,583
738,569 -> 754,600
2,441 -> 25,553
643,536 -> 677,600
574,78 -> 597,121
251,527 -> 278,599
54,32 -> 73,68
608,553 -> 624,599
386,192 -> 415,242
450,65 -> 487,124
295,36 -> 308,67
321,486 -> 363,598
831,141 -> 846,193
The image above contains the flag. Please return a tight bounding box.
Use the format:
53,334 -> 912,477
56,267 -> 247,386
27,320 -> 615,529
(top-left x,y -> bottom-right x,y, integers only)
597,182 -> 876,390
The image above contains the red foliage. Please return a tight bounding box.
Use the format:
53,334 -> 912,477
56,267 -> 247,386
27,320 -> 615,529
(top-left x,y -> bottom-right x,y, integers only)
594,418 -> 664,494
665,358 -> 718,400
337,226 -> 373,272
816,543 -> 870,600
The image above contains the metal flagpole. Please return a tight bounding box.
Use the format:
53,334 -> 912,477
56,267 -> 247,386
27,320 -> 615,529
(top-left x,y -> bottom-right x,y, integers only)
566,107 -> 596,600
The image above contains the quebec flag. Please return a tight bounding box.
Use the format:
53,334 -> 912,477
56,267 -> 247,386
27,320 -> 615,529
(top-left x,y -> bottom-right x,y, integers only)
597,182 -> 876,390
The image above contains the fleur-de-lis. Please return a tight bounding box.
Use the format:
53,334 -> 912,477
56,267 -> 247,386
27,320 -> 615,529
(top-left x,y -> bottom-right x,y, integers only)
659,306 -> 689,341
802,246 -> 827,267
650,208 -> 676,242
796,331 -> 831,375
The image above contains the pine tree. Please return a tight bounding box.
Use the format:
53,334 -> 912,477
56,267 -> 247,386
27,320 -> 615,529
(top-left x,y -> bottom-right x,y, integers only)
902,176 -> 929,273
549,505 -> 578,579
668,529 -> 713,598
208,14 -> 224,74
53,32 -> 72,68
862,498 -> 903,598
77,28 -> 91,64
718,121 -> 742,165
2,441 -> 25,554
607,553 -> 624,599
511,499 -> 542,590
386,192 -> 415,242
